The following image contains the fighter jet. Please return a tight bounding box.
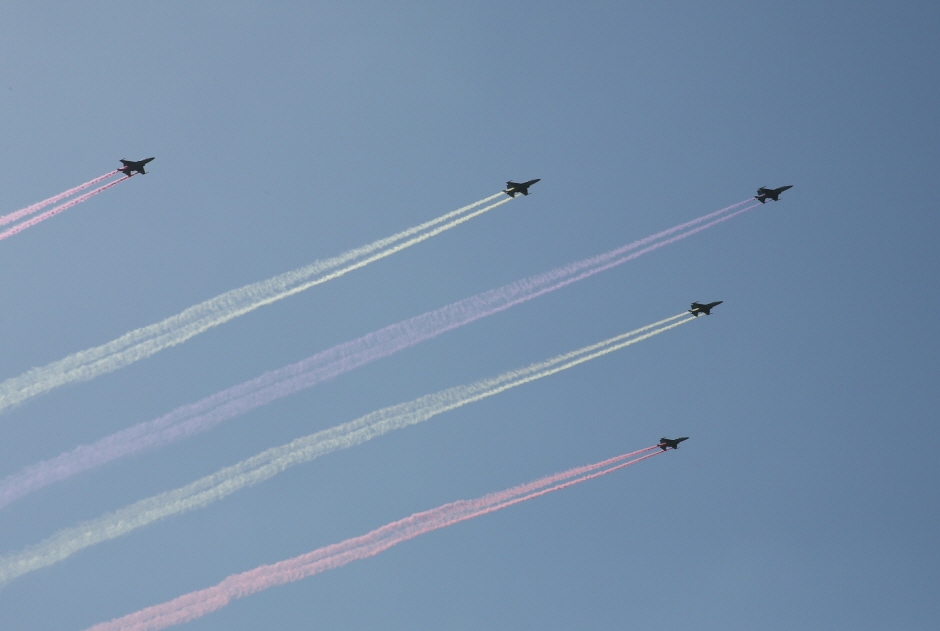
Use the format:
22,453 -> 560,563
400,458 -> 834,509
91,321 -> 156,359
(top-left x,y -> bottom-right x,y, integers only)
118,157 -> 155,176
754,185 -> 792,203
689,301 -> 722,317
503,179 -> 540,198
658,437 -> 689,451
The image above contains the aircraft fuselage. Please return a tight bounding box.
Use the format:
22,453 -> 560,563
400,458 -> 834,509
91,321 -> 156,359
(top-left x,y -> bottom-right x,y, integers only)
658,437 -> 689,450
504,178 -> 541,198
689,301 -> 723,317
755,185 -> 792,203
119,157 -> 155,176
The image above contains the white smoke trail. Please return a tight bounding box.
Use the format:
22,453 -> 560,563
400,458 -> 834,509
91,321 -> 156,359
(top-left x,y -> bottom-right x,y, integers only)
0,193 -> 508,414
0,201 -> 753,510
0,314 -> 693,584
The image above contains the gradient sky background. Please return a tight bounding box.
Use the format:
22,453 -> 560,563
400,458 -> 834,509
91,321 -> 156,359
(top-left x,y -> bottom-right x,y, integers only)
1,2 -> 938,630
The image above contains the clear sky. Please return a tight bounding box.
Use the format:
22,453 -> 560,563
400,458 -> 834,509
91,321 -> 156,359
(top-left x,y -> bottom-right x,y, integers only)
1,2 -> 938,629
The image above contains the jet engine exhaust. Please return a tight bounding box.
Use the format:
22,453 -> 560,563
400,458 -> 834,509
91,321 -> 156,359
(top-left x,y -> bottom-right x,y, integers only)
83,447 -> 663,631
0,192 -> 511,413
0,170 -> 120,226
0,176 -> 130,242
0,314 -> 692,583
0,202 -> 756,509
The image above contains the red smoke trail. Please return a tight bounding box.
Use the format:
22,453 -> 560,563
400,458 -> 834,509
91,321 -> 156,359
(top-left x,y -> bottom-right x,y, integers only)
490,449 -> 664,510
0,170 -> 120,226
0,176 -> 129,242
86,446 -> 662,631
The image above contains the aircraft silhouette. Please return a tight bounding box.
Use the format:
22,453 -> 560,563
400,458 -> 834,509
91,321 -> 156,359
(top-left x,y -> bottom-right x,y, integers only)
755,185 -> 792,203
689,301 -> 723,317
118,157 -> 154,176
503,179 -> 540,198
658,437 -> 689,451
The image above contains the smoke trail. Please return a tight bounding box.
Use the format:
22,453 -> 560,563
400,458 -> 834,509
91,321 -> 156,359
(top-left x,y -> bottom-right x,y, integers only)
0,177 -> 130,242
85,448 -> 664,631
0,170 -> 120,226
0,316 -> 693,584
0,193 -> 509,413
0,203 -> 754,508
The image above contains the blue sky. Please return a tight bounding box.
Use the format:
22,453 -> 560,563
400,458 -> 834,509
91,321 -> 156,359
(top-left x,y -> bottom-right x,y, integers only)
1,2 -> 938,629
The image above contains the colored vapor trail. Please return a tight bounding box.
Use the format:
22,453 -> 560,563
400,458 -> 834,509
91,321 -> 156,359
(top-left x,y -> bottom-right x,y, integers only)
0,177 -> 130,242
85,447 -> 664,631
0,192 -> 509,413
0,314 -> 692,584
0,201 -> 755,509
0,170 -> 119,226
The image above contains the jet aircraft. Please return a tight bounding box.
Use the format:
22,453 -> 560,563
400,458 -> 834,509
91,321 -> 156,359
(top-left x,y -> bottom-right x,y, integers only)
689,301 -> 723,317
658,437 -> 689,451
118,157 -> 155,176
754,185 -> 792,203
503,179 -> 540,198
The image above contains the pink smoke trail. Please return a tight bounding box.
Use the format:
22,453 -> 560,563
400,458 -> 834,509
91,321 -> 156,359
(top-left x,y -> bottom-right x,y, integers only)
0,170 -> 120,226
0,201 -> 754,509
0,176 -> 129,242
85,447 -> 663,631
